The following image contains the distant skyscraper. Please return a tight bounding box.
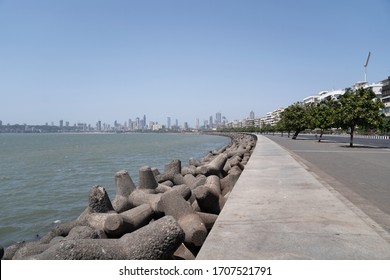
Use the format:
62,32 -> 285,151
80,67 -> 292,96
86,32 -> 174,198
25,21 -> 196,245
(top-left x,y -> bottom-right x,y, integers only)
167,117 -> 171,129
0,120 -> 3,126
143,115 -> 147,129
209,116 -> 214,129
216,112 -> 222,125
250,110 -> 255,119
97,121 -> 102,131
59,120 -> 64,128
196,118 -> 200,130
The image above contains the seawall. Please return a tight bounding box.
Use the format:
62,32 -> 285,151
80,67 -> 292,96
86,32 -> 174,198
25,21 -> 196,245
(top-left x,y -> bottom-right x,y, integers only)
2,132 -> 257,260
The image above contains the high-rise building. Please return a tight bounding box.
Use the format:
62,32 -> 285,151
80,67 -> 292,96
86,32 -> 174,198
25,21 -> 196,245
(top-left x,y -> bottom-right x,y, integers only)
216,112 -> 222,126
96,121 -> 102,131
167,117 -> 171,129
249,111 -> 255,119
0,120 -> 3,126
209,116 -> 214,129
59,120 -> 64,128
196,118 -> 200,130
143,115 -> 147,129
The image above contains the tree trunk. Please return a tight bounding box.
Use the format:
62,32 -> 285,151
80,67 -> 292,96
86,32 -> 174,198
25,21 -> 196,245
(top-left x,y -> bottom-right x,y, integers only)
318,131 -> 323,142
292,130 -> 300,140
349,126 -> 354,147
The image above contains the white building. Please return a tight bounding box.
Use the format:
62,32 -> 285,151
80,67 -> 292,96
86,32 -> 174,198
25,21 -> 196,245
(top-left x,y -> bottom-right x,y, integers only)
381,76 -> 390,117
303,95 -> 321,105
319,89 -> 345,101
365,82 -> 383,98
265,107 -> 285,126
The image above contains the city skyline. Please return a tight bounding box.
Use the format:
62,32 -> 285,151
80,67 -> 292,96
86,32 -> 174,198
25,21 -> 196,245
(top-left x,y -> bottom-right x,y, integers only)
0,110 -> 233,131
1,1 -> 390,127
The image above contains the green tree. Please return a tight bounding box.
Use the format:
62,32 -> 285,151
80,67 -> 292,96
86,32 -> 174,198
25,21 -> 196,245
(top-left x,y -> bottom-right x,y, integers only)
307,96 -> 339,142
336,88 -> 385,147
278,102 -> 309,139
382,118 -> 390,135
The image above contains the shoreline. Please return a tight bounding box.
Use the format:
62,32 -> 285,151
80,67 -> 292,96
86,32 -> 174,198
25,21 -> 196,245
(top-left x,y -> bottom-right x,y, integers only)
2,132 -> 257,260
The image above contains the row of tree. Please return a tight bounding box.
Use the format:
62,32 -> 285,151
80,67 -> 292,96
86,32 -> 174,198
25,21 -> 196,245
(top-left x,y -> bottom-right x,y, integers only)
277,87 -> 386,147
220,87 -> 389,147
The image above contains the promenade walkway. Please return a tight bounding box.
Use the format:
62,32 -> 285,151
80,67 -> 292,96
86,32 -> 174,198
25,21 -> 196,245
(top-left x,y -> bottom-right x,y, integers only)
196,135 -> 390,259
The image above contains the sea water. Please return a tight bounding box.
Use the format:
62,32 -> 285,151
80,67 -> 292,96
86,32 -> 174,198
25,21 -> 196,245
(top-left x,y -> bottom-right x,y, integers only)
0,133 -> 230,247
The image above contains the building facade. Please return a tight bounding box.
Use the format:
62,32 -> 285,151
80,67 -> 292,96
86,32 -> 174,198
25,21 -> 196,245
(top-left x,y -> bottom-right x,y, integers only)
381,76 -> 390,117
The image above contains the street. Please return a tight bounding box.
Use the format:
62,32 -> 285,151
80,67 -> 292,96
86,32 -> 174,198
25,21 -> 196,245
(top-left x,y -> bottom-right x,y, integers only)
265,134 -> 390,235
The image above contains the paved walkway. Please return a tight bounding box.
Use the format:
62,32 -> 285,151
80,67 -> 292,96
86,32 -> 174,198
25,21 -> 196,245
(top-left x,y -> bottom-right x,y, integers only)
196,135 -> 390,259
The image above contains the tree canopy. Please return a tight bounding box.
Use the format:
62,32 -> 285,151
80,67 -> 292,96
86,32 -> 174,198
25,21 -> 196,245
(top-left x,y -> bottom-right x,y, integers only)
278,102 -> 309,139
307,96 -> 339,142
277,87 -> 385,146
336,88 -> 385,147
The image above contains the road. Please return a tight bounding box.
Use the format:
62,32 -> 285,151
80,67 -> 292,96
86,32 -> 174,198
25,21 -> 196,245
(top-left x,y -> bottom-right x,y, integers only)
265,134 -> 390,235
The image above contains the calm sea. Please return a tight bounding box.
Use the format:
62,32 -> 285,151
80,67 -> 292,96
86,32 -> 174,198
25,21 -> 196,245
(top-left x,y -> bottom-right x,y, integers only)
0,133 -> 230,248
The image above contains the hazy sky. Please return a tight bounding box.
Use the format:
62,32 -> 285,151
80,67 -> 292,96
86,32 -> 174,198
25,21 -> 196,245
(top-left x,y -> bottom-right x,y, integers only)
1,0 -> 389,127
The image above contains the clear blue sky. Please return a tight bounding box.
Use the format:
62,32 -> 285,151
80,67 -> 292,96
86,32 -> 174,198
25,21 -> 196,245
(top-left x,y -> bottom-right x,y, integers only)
1,0 -> 389,127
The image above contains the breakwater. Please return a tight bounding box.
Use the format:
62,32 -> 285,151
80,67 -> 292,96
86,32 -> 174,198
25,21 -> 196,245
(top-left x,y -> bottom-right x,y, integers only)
1,133 -> 257,260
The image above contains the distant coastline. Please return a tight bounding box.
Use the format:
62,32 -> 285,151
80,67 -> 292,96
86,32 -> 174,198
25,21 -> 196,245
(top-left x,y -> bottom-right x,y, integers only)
0,123 -> 205,134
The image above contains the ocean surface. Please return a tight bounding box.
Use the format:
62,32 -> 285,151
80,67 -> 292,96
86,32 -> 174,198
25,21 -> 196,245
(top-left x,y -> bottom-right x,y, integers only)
0,133 -> 230,248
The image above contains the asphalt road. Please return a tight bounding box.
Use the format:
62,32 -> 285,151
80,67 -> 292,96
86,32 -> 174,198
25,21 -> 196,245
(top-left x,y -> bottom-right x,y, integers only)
265,134 -> 390,235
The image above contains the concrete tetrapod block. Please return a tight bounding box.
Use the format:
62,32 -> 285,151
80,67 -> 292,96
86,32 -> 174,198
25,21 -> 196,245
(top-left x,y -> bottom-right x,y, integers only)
196,153 -> 228,178
193,185 -> 225,215
10,242 -> 51,260
155,184 -> 173,193
173,243 -> 196,260
38,219 -> 82,244
88,185 -> 114,213
85,211 -> 119,234
172,184 -> 192,201
189,158 -> 202,167
204,175 -> 222,195
183,174 -> 206,190
103,203 -> 156,238
25,216 -> 185,260
112,170 -> 136,213
181,165 -> 197,176
196,212 -> 218,231
103,214 -> 125,238
158,190 -> 207,247
220,173 -> 241,196
173,173 -> 185,185
7,226 -> 106,260
129,189 -> 162,214
156,159 -> 181,183
66,226 -> 105,240
120,204 -> 154,233
138,166 -> 158,193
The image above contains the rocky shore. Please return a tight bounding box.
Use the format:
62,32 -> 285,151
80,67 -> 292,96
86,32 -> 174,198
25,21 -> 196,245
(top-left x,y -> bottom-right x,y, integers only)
1,133 -> 257,260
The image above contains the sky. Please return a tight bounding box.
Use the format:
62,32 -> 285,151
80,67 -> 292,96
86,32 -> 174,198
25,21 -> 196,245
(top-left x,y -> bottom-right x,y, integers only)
1,0 -> 390,127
